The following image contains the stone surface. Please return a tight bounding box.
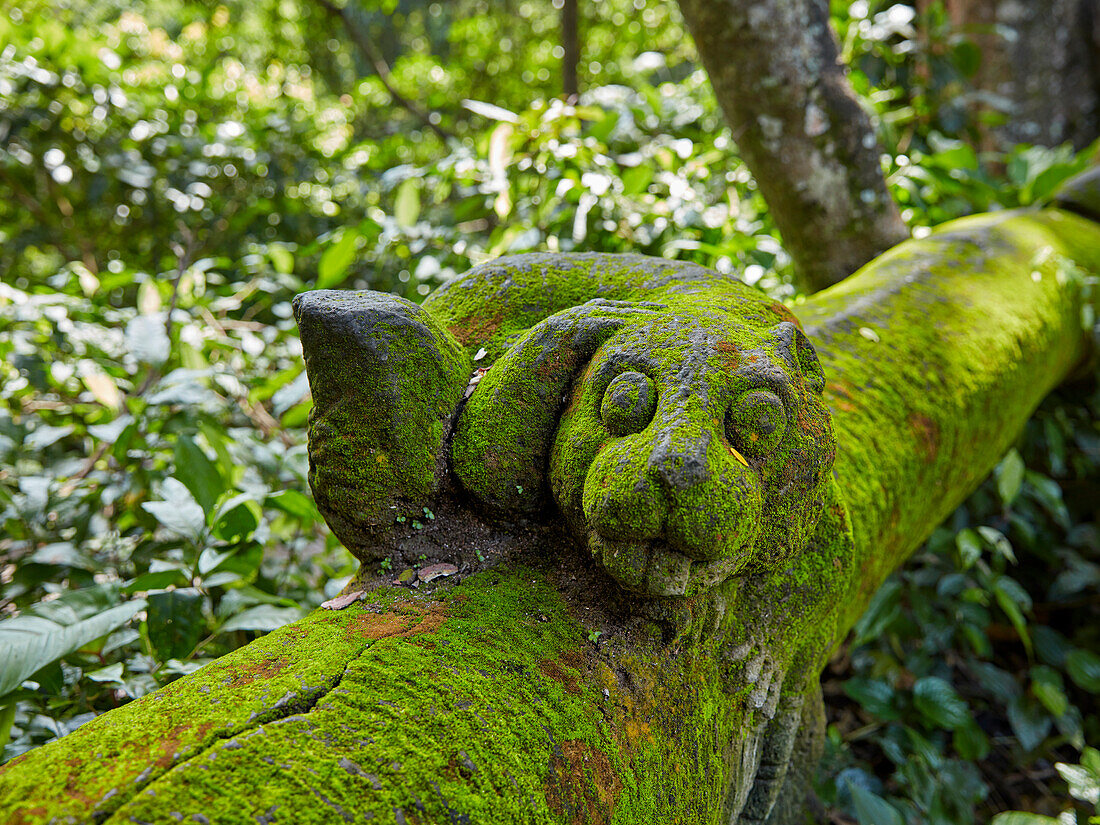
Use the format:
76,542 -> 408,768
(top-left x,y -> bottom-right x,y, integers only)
5,199 -> 1100,825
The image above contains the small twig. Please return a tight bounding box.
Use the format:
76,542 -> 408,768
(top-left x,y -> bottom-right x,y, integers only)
312,0 -> 453,141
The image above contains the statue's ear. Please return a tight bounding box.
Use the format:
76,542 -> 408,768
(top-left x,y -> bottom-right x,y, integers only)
293,290 -> 470,560
452,300 -> 662,515
772,321 -> 826,394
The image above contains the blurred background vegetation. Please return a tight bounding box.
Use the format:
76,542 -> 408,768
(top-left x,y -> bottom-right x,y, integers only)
1,1 -> 1098,822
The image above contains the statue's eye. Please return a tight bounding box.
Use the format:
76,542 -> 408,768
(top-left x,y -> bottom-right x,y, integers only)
601,371 -> 657,437
727,389 -> 787,457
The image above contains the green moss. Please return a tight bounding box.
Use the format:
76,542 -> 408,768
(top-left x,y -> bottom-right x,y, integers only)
797,207 -> 1100,634
65,205 -> 1093,825
0,603 -> 406,824
0,570 -> 808,825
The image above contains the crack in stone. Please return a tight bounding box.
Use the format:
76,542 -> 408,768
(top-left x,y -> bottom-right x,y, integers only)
99,646 -> 367,822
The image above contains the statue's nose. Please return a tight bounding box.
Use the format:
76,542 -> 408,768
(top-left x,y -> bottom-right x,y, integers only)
645,409 -> 761,562
647,420 -> 712,491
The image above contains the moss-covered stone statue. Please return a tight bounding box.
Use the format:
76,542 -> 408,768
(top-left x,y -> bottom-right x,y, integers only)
295,255 -> 840,599
3,168 -> 1100,825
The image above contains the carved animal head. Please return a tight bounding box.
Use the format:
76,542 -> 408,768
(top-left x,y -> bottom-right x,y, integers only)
452,290 -> 836,597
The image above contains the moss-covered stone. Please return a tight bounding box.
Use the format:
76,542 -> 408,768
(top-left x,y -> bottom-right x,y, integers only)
293,291 -> 471,561
11,201 -> 1098,825
797,207 -> 1100,634
297,253 -> 836,599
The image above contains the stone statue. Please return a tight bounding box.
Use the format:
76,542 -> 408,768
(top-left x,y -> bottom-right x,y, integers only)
3,169 -> 1099,825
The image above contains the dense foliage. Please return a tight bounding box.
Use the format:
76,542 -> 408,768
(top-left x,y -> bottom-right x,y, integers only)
1,1 -> 1098,822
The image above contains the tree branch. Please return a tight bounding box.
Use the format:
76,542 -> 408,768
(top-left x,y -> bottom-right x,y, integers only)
677,0 -> 910,292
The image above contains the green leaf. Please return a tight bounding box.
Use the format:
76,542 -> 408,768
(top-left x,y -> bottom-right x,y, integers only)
316,228 -> 360,289
1082,747 -> 1100,781
145,589 -> 204,661
913,676 -> 970,730
953,720 -> 990,761
0,702 -> 15,754
1030,665 -> 1069,717
1007,696 -> 1052,752
1066,649 -> 1100,693
141,478 -> 205,543
977,525 -> 1016,564
123,569 -> 189,594
1025,471 -> 1070,528
850,784 -> 904,825
956,528 -> 982,569
394,177 -> 421,228
996,448 -> 1025,506
268,244 -> 294,275
86,662 -> 125,683
212,495 -> 263,542
621,164 -> 654,196
0,599 -> 146,698
990,813 -> 1062,825
265,489 -> 320,523
1057,760 -> 1100,805
219,605 -> 304,633
843,677 -> 899,719
173,435 -> 225,517
992,575 -> 1033,655
851,580 -> 902,646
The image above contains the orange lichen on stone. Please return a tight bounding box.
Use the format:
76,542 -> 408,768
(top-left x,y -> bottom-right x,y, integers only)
544,739 -> 623,825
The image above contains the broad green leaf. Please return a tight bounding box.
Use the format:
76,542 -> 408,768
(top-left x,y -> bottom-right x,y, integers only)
1007,696 -> 1052,752
1030,665 -> 1069,717
213,494 -> 263,542
145,589 -> 204,661
123,569 -> 189,594
265,489 -> 320,523
913,676 -> 969,730
220,605 -> 304,633
1066,649 -> 1100,693
990,813 -> 1061,825
174,435 -> 225,516
842,677 -> 899,719
850,784 -> 904,825
316,228 -> 359,289
0,599 -> 146,698
996,448 -> 1025,506
955,528 -> 982,569
1056,760 -> 1100,805
141,478 -> 205,543
621,164 -> 654,196
86,662 -> 125,683
953,720 -> 990,761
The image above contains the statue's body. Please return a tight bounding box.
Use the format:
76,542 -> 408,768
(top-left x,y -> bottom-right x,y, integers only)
294,253 -> 860,821
4,170 -> 1100,825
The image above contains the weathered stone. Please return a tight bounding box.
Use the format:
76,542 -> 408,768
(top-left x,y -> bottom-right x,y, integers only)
4,196 -> 1100,825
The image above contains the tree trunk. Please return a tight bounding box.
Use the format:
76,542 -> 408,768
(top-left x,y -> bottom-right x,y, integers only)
917,0 -> 1100,149
3,175 -> 1098,824
676,0 -> 910,293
